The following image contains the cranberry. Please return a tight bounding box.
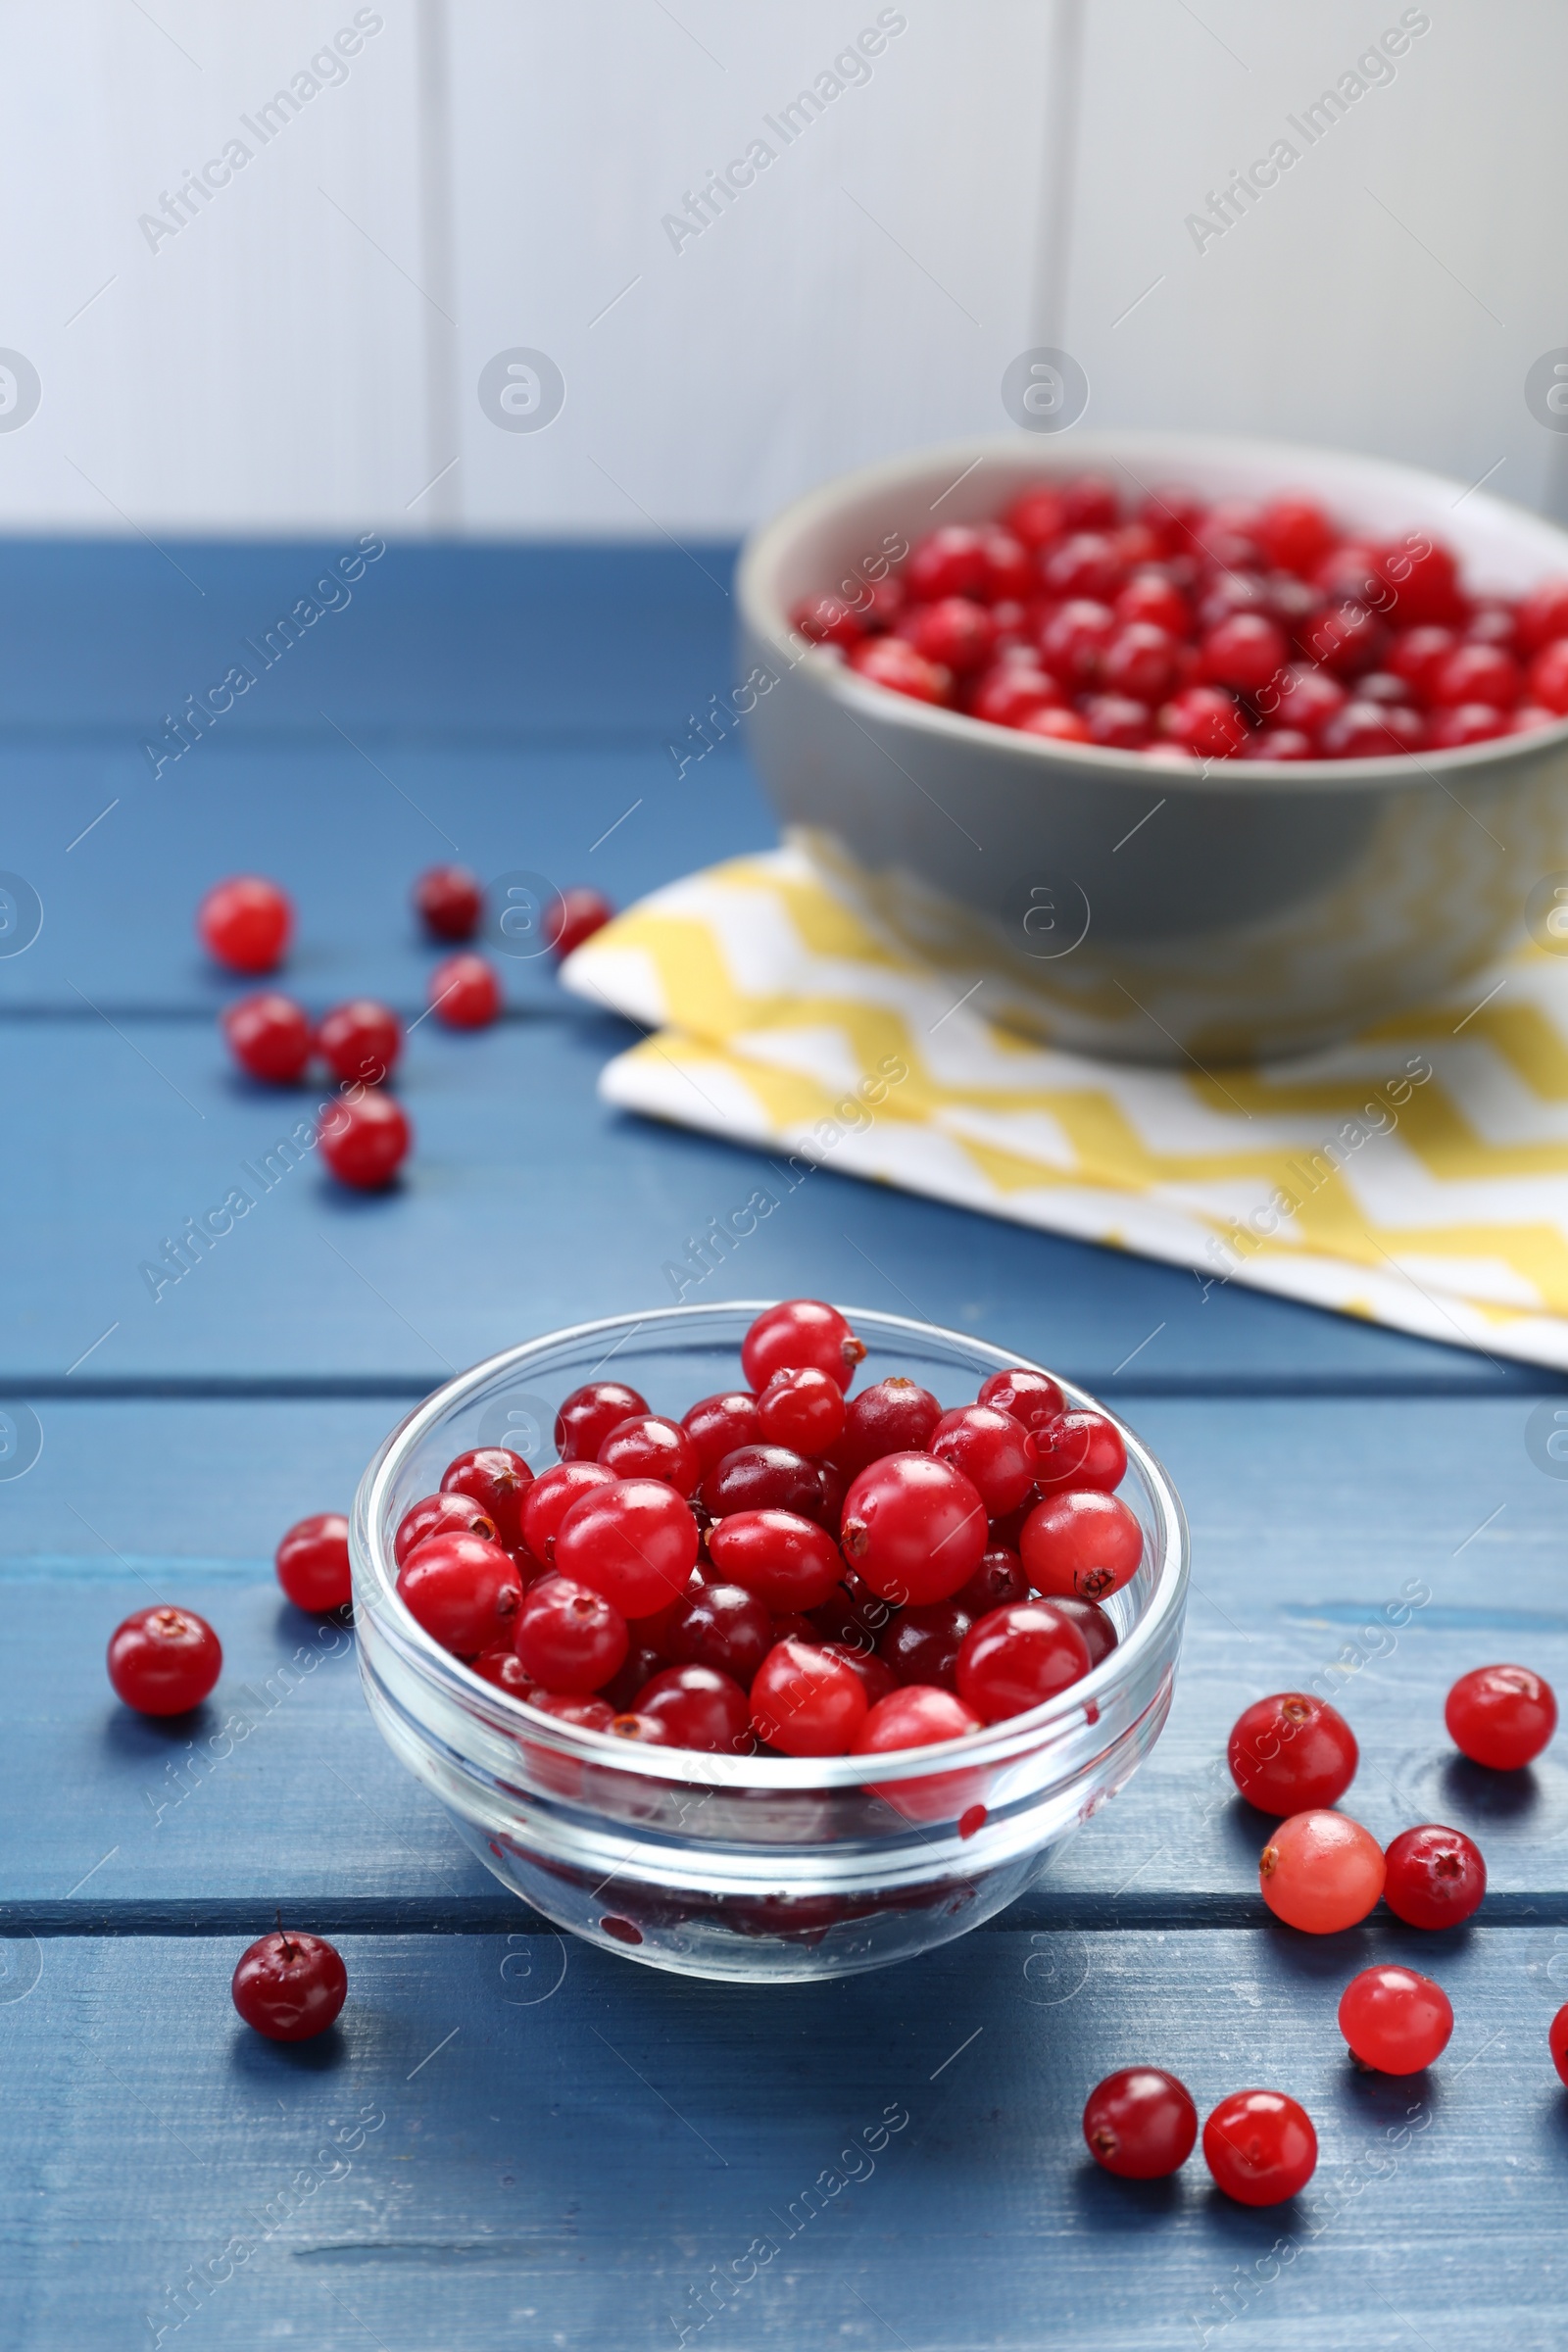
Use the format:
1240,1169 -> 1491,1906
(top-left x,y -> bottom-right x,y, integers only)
274,1512 -> 351,1612
1339,1965 -> 1452,2075
878,1598 -> 973,1690
807,1571 -> 895,1652
1020,1490 -> 1142,1602
665,1581 -> 774,1685
906,525 -> 991,602
954,1544 -> 1030,1617
956,1600 -> 1090,1722
473,1647 -> 537,1699
1101,620 -> 1180,704
1258,1809 -> 1386,1933
637,1662 -> 753,1753
1319,701 -> 1427,758
231,1929 -> 347,2041
394,1489 -> 498,1567
556,1381 -> 650,1463
967,662 -> 1062,727
839,1375 -> 943,1473
928,1405 -> 1035,1514
1082,694 -> 1152,750
198,875 -> 292,973
751,1638 -> 868,1756
1387,624 -> 1458,699
1431,642 -> 1521,708
1004,485 -> 1067,549
1029,1409 -> 1126,1494
1136,485 -> 1205,549
1059,475 -> 1120,532
815,1642 -> 894,1706
415,863 -> 482,940
841,1453 -> 987,1606
1267,662 -> 1346,734
1514,703 -> 1559,732
1314,541 -> 1383,606
316,998 -> 401,1088
1256,497 -> 1333,578
1428,701 -> 1511,748
607,1711 -> 672,1746
515,1576 -> 628,1693
1379,536 -> 1462,626
757,1365 -> 847,1456
742,1299 -> 864,1394
793,592 -> 869,647
1227,1692 -> 1357,1814
1050,1594 -> 1118,1667
107,1605 -> 222,1714
1202,2090 -> 1316,2205
430,951 -> 501,1028
1466,604 -> 1518,652
1382,1824 -> 1486,1930
598,1413 -> 701,1496
1038,598 -> 1116,684
440,1446 -> 533,1549
519,1460 -> 616,1565
1445,1663 -> 1556,1770
681,1390 -> 762,1474
853,1684 -> 982,1755
1241,727 -> 1315,762
1083,2068 -> 1198,2179
1527,637 -> 1568,712
1551,2004 -> 1568,2087
626,1569 -> 702,1652
397,1531 -> 521,1656
545,885 -> 612,959
976,1367 -> 1064,1435
1043,532 -> 1124,602
1200,612 -> 1288,695
907,597 -> 997,674
707,1509 -> 844,1611
600,1642 -> 669,1712
533,1692 -> 615,1729
703,1443 -> 825,1524
1300,602 -> 1387,676
980,527 -> 1033,602
222,992 -> 313,1084
318,1091 -> 410,1190
1019,705 -> 1092,744
1517,581 -> 1568,655
1156,685 -> 1248,759
555,1480 -> 698,1618
848,635 -> 950,704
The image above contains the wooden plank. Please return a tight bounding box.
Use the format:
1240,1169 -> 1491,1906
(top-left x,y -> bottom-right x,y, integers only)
1,1926 -> 1562,2348
2,1398 -> 1564,1918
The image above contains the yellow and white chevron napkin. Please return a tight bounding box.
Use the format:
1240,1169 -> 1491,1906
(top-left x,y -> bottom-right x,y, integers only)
561,842 -> 1568,1368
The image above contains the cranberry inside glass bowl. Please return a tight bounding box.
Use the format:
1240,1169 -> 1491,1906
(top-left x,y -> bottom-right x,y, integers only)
353,1303 -> 1188,1982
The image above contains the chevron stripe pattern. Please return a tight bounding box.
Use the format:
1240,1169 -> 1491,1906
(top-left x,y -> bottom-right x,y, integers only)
560,842 -> 1568,1367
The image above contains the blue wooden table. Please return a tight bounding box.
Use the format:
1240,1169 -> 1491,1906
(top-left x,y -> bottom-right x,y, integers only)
3,540 -> 1566,2350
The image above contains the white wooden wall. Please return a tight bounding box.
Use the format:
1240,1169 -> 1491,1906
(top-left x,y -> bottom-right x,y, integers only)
0,0 -> 1563,538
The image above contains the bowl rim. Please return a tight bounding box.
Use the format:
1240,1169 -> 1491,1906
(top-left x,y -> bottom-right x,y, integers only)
352,1300 -> 1190,1791
735,427 -> 1568,792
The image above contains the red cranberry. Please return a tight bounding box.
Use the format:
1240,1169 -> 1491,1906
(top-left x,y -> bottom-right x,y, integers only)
806,1571 -> 895,1652
1029,1409 -> 1127,1494
1136,485 -> 1205,549
440,1446 -> 533,1550
1241,728 -> 1314,761
793,592 -> 869,647
1318,701 -> 1427,758
839,1375 -> 943,1473
415,863 -> 482,940
848,635 -> 950,704
1038,598 -> 1116,684
1258,1810 -> 1385,1934
600,1643 -> 669,1713
1200,612 -> 1288,694
929,1405 -> 1036,1514
397,1531 -> 521,1655
1517,581 -> 1568,655
1313,541 -> 1383,606
552,887 -> 614,958
757,1365 -> 847,1457
1156,685 -> 1247,759
533,1692 -> 615,1729
556,1381 -> 650,1463
1430,642 -> 1521,708
1378,536 -> 1462,625
967,662 -> 1062,728
107,1605 -> 222,1715
1428,701 -> 1511,748
430,951 -> 501,1028
1059,475 -> 1120,532
636,1662 -> 753,1753
954,1544 -> 1030,1617
1446,1664 -> 1556,1770
607,1710 -> 672,1746
1202,2090 -> 1316,2205
751,1638 -> 867,1755
514,1576 -> 628,1693
1018,706 -> 1092,744
1043,532 -> 1124,602
1003,485 -> 1067,549
907,596 -> 997,674
681,1391 -> 762,1474
222,992 -> 313,1084
665,1581 -> 774,1685
878,1598 -> 973,1690
1465,604 -> 1518,652
1115,572 -> 1191,636
317,998 -> 401,1087
1267,662 -> 1346,734
1020,1490 -> 1143,1601
1102,620 -> 1180,704
976,1367 -> 1064,1434
472,1647 -> 537,1699
555,1480 -> 699,1619
1083,694 -> 1152,750
1339,1965 -> 1452,2075
821,1642 -> 899,1706
198,875 -> 292,973
1227,1692 -> 1357,1814
394,1490 -> 498,1568
702,1443 -> 826,1524
853,1684 -> 982,1756
519,1460 -> 616,1565
1050,1594 -> 1118,1667
956,1600 -> 1090,1722
1083,2068 -> 1198,2179
1255,497 -> 1333,578
742,1299 -> 864,1394
1527,637 -> 1568,712
1550,2004 -> 1568,2087
232,1930 -> 347,2041
1300,602 -> 1388,676
1383,1824 -> 1486,1930
980,527 -> 1033,601
318,1092 -> 410,1190
841,1453 -> 987,1606
598,1413 -> 701,1496
274,1512 -> 351,1612
906,526 -> 991,602
1388,624 -> 1459,699
707,1509 -> 844,1611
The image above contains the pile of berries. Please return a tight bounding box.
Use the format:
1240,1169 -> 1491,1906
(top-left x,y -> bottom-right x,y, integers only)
201,868 -> 612,1190
792,474 -> 1568,761
390,1299 -> 1141,1764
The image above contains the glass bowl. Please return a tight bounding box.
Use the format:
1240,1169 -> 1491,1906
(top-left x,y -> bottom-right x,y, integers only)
351,1303 -> 1189,1983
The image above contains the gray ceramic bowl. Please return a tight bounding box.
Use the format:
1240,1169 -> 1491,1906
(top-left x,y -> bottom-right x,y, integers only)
737,432 -> 1568,1063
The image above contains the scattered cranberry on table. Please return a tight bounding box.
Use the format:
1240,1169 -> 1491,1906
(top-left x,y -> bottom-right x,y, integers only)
1338,1964 -> 1453,2076
1258,1809 -> 1386,1934
429,951 -> 501,1029
1551,2004 -> 1568,2089
231,1929 -> 347,2041
1382,1823 -> 1487,1930
1445,1663 -> 1557,1771
1082,2068 -> 1198,2179
551,885 -> 614,959
318,1090 -> 411,1190
107,1604 -> 222,1715
221,991 -> 313,1084
274,1512 -> 352,1613
795,480 -> 1568,761
415,862 -> 483,940
1227,1692 -> 1358,1815
317,997 -> 401,1087
199,875 -> 293,972
1202,2088 -> 1318,2205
